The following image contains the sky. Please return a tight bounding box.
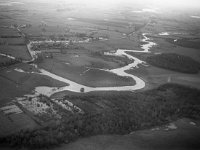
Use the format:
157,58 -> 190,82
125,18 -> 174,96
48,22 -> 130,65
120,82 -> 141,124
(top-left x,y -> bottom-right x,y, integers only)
33,0 -> 200,10
41,0 -> 200,7
4,0 -> 199,10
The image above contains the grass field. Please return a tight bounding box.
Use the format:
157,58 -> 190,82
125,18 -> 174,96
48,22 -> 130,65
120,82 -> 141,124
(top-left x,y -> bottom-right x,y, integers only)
0,37 -> 25,45
0,28 -> 19,37
0,55 -> 11,63
0,63 -> 67,105
39,58 -> 135,87
166,38 -> 200,49
146,53 -> 200,74
0,111 -> 38,137
0,45 -> 30,60
151,37 -> 200,63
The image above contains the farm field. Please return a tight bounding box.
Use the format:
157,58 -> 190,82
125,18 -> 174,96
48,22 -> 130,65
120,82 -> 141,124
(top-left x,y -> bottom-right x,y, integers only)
0,45 -> 31,60
0,0 -> 200,149
0,28 -> 20,37
0,37 -> 25,45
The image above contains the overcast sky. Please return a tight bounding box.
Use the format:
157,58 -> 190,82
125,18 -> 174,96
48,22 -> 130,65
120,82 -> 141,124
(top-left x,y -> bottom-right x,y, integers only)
39,0 -> 200,9
22,0 -> 200,10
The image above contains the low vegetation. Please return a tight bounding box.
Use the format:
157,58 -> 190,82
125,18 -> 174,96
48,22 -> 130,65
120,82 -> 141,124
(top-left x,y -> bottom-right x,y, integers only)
146,53 -> 200,73
0,83 -> 200,148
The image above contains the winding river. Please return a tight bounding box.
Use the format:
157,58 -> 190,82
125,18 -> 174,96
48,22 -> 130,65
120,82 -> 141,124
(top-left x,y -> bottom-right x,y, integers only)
28,33 -> 156,96
1,33 -> 156,97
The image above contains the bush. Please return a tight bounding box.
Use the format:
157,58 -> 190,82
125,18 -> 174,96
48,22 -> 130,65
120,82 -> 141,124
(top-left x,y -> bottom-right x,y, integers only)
80,88 -> 85,93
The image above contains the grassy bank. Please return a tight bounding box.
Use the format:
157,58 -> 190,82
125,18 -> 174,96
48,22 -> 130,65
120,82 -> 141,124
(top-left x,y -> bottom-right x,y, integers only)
39,59 -> 135,87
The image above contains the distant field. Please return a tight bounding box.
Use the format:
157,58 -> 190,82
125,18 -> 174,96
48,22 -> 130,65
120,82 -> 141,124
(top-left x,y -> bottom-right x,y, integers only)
0,28 -> 19,37
82,69 -> 135,87
0,37 -> 25,45
166,38 -> 200,49
146,53 -> 200,74
0,45 -> 31,60
126,64 -> 200,90
0,56 -> 10,63
78,41 -> 114,52
0,63 -> 67,104
21,25 -> 67,36
54,52 -> 121,69
103,38 -> 139,50
150,36 -> 200,63
0,111 -> 38,137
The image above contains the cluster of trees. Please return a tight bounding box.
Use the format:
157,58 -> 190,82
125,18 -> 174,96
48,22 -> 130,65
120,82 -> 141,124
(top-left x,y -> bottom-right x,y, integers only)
34,54 -> 45,64
1,83 -> 200,148
32,42 -> 66,51
34,53 -> 53,64
75,33 -> 87,38
65,43 -> 83,50
48,34 -> 69,41
92,51 -> 131,67
146,53 -> 200,73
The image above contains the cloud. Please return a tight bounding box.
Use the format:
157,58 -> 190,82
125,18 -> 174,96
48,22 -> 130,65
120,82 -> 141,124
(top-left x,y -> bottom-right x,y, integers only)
30,0 -> 200,9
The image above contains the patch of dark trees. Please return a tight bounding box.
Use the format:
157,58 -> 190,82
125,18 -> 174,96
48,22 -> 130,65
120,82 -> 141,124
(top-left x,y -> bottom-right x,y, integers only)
0,83 -> 200,149
146,53 -> 200,74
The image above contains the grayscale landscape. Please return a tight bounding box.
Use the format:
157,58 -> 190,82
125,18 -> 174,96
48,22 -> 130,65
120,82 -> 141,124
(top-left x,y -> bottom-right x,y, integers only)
0,0 -> 200,149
